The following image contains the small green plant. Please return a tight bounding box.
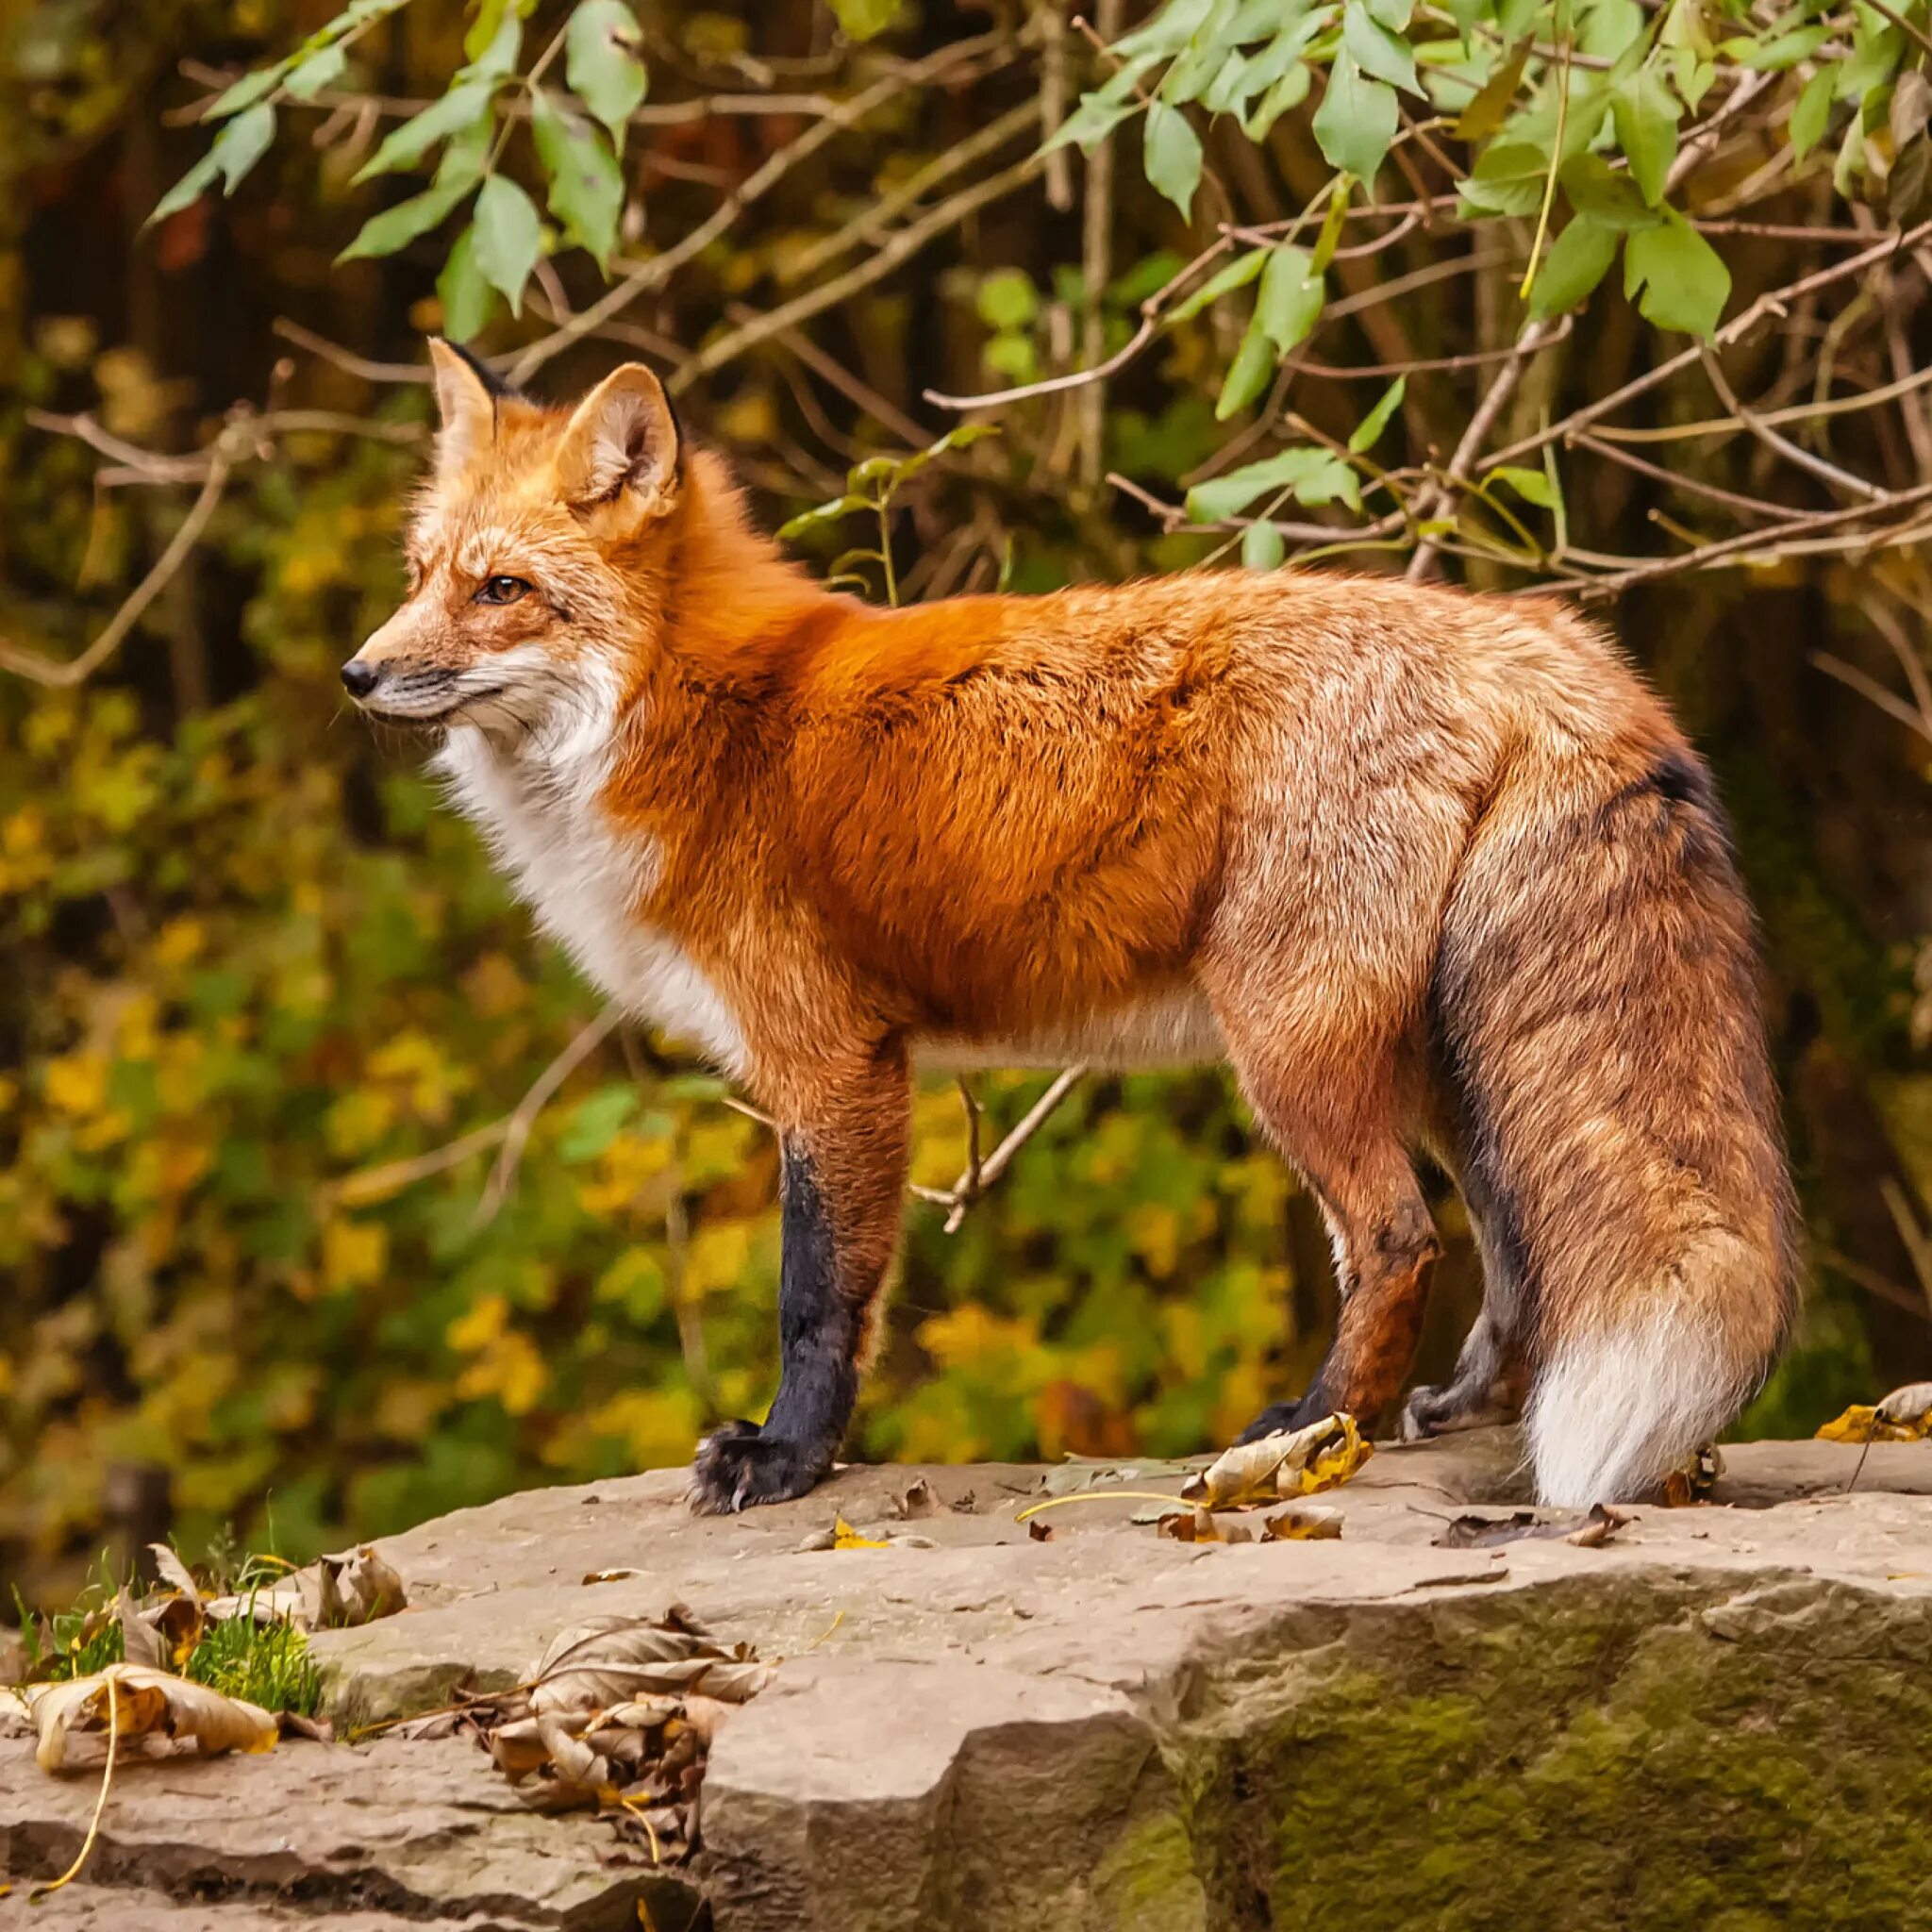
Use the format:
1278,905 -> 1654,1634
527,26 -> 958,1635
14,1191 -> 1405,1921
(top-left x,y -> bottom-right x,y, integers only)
9,1546 -> 323,1716
776,424 -> 999,608
183,1612 -> 324,1718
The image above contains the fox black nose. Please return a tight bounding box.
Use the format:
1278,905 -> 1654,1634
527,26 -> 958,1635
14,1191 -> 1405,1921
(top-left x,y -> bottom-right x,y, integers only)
341,659 -> 381,698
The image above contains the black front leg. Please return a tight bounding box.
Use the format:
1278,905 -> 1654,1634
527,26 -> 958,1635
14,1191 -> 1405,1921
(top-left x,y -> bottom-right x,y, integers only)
689,1045 -> 909,1514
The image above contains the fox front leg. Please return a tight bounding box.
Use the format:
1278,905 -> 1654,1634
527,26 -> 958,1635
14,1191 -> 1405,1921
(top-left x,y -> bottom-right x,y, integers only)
688,1043 -> 909,1514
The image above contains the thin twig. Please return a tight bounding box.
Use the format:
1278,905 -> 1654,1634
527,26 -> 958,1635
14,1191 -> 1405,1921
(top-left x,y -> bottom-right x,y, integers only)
475,1008 -> 623,1226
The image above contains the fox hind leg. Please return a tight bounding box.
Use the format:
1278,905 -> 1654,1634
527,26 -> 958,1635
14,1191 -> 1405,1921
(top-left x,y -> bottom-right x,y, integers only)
1216,1022 -> 1444,1441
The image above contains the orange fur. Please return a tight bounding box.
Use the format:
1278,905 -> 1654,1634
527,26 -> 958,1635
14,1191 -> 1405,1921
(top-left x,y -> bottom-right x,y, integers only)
345,349 -> 1797,1511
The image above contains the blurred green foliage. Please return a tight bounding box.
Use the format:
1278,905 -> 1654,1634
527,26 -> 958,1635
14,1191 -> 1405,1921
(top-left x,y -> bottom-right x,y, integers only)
2,0 -> 1929,1609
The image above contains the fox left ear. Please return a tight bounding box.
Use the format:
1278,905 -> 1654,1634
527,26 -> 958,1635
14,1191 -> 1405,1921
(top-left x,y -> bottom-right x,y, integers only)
556,363 -> 680,515
426,338 -> 501,481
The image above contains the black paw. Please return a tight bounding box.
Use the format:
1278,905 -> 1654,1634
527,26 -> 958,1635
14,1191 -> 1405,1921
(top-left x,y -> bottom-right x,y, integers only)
688,1421 -> 828,1515
1236,1396 -> 1324,1444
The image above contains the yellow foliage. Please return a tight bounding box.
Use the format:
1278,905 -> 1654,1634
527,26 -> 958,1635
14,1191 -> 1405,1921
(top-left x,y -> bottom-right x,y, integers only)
322,1218 -> 387,1294
456,1329 -> 549,1417
576,1388 -> 703,1469
448,1292 -> 510,1354
43,1053 -> 109,1117
685,1220 -> 754,1295
918,1303 -> 1041,1371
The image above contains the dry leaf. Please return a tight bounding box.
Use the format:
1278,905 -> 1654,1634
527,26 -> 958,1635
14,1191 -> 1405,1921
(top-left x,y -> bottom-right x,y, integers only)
116,1586 -> 202,1672
1661,1442 -> 1724,1506
529,1614 -> 774,1715
204,1543 -> 406,1630
1158,1507 -> 1223,1542
146,1544 -> 200,1598
1433,1504 -> 1631,1550
583,1569 -> 642,1585
1816,1382 -> 1932,1443
831,1513 -> 891,1550
1260,1503 -> 1343,1541
28,1666 -> 276,1773
1181,1413 -> 1373,1509
1027,1519 -> 1055,1542
893,1477 -> 940,1519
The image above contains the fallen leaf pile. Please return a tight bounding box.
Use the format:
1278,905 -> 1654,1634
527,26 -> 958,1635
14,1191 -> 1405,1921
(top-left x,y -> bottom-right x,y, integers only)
400,1607 -> 773,1864
1180,1413 -> 1374,1509
1815,1381 -> 1932,1444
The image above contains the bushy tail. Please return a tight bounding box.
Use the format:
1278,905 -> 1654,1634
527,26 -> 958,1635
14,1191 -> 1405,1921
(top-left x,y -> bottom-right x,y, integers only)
1434,737 -> 1798,1507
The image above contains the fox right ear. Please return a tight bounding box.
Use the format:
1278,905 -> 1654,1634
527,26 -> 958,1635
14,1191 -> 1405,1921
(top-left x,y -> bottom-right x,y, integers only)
426,339 -> 498,480
555,363 -> 680,517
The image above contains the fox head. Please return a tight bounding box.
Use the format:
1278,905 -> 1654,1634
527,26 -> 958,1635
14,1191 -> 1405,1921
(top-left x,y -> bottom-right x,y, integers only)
341,341 -> 682,738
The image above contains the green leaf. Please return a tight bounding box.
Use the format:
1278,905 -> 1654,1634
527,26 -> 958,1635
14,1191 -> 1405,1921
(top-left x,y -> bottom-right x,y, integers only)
1720,24 -> 1829,69
1255,244 -> 1324,355
463,0 -> 538,60
1242,520 -> 1287,570
1528,214 -> 1620,317
1366,0 -> 1414,31
472,176 -> 543,314
829,0 -> 902,41
1313,53 -> 1398,182
1347,375 -> 1406,452
337,173 -> 476,262
531,92 -> 623,268
285,44 -> 347,101
1623,208 -> 1729,336
1454,36 -> 1531,141
1187,446 -> 1362,521
1610,65 -> 1680,206
1341,2 -> 1418,93
1143,100 -> 1205,217
1166,247 -> 1268,323
776,494 -> 872,541
1490,464 -> 1555,508
976,268 -> 1039,330
462,8 -> 525,77
437,221 -> 498,341
1558,153 -> 1661,230
201,64 -> 286,123
1244,63 -> 1313,140
1214,321 -> 1276,420
1309,184 -> 1352,274
212,104 -> 275,193
557,1086 -> 640,1161
1790,64 -> 1835,160
1457,140 -> 1549,217
566,0 -> 648,148
1047,90 -> 1142,155
149,152 -> 222,227
353,81 -> 495,186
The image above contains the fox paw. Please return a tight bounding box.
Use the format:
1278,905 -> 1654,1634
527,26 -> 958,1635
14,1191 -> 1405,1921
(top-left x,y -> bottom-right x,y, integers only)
688,1421 -> 826,1515
1236,1396 -> 1324,1444
1399,1382 -> 1512,1441
1399,1384 -> 1457,1441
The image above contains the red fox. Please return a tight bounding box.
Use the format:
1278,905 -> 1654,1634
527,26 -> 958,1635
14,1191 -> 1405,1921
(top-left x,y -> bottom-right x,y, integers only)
342,342 -> 1798,1514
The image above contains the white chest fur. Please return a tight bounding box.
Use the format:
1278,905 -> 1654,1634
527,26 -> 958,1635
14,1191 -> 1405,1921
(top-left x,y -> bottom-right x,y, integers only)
431,715 -> 747,1078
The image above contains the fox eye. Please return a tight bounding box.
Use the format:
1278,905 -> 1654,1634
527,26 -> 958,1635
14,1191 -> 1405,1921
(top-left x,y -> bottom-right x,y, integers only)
475,575 -> 533,606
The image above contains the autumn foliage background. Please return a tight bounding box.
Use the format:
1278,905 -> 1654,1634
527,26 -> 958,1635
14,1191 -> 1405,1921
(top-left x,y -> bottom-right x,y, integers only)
5,0 -> 1932,1607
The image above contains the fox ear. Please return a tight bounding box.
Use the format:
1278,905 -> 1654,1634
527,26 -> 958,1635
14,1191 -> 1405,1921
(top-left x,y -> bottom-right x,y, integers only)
556,363 -> 680,515
426,339 -> 499,480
